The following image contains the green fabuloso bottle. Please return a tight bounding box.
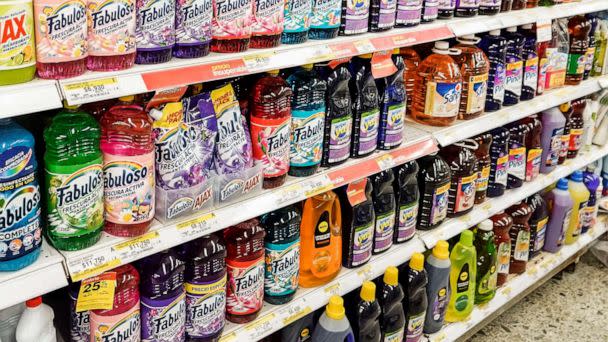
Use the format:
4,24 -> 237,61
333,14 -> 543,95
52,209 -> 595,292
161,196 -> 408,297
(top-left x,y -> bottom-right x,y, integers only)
445,229 -> 477,322
44,104 -> 104,250
474,219 -> 498,304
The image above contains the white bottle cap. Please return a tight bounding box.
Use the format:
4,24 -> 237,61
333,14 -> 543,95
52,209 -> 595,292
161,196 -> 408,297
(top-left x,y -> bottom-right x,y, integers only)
489,30 -> 501,36
478,219 -> 493,232
457,34 -> 479,45
435,41 -> 450,50
506,26 -> 517,32
522,24 -> 533,29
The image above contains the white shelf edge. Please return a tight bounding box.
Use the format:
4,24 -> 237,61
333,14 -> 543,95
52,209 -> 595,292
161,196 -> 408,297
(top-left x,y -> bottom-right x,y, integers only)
0,79 -> 63,119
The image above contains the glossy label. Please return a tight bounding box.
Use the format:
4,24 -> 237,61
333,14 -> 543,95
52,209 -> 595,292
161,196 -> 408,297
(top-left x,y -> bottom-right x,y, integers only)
424,81 -> 461,118
376,0 -> 396,29
175,0 -> 213,44
454,173 -> 476,213
492,63 -> 505,101
327,115 -> 352,164
251,116 -> 291,178
533,217 -> 548,252
477,263 -> 497,295
252,0 -> 284,36
525,148 -> 542,181
90,305 -> 140,342
566,53 -> 585,75
88,0 -> 136,56
568,128 -> 583,152
476,165 -> 490,192
310,0 -> 341,29
352,221 -> 373,266
290,110 -> 324,167
34,0 -> 88,63
264,239 -> 300,297
431,183 -> 449,225
343,0 -> 369,35
357,109 -> 380,155
396,202 -> 417,242
212,0 -> 253,39
454,264 -> 470,311
523,57 -> 538,90
141,291 -> 186,342
383,103 -> 405,147
573,201 -> 587,237
432,286 -> 448,321
283,0 -> 311,33
405,312 -> 424,342
185,276 -> 226,339
559,209 -> 571,247
373,210 -> 395,253
136,0 -> 176,50
546,127 -> 563,166
508,146 -> 526,181
466,74 -> 488,114
497,241 -> 510,274
584,47 -> 595,73
438,0 -> 454,10
537,57 -> 548,94
69,292 -> 89,342
0,0 -> 35,70
455,0 -> 478,8
505,60 -> 523,97
385,327 -> 404,342
494,154 -> 508,186
559,133 -> 570,159
513,230 -> 530,261
226,258 -> 264,316
396,0 -> 422,25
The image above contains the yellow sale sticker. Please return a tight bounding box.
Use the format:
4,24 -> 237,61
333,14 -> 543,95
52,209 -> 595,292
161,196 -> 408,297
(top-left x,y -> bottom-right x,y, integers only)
76,272 -> 117,312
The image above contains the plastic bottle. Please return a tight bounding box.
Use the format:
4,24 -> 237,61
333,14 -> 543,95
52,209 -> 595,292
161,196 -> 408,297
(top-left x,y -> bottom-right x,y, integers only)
16,297 -> 56,342
299,190 -> 342,287
311,296 -> 355,342
0,119 -> 42,271
393,161 -> 419,243
322,64 -> 353,167
379,266 -> 405,342
86,0 -> 136,71
370,170 -> 396,254
437,0 -> 454,19
520,24 -> 539,101
261,205 -> 301,304
582,170 -> 601,234
282,0 -> 311,44
90,265 -> 141,342
453,35 -> 490,120
350,55 -> 380,158
506,121 -> 528,190
487,127 -> 510,197
479,0 -> 500,15
558,103 -> 572,165
472,133 -> 492,204
566,15 -> 591,85
584,14 -> 598,80
211,0 -> 252,52
395,0 -> 422,27
68,284 -> 89,342
369,0 -> 396,31
403,253 -> 428,342
339,0 -> 370,35
500,0 -> 511,11
565,171 -> 590,245
135,0 -> 175,64
353,282 -> 381,342
423,241 -> 450,334
173,0 -> 213,58
421,0 -> 438,22
445,230 -> 476,322
540,107 -> 566,174
338,179 -> 375,268
567,98 -> 585,159
537,34 -> 549,96
454,0 -> 478,17
503,26 -> 525,106
526,0 -> 536,7
545,19 -> 569,90
474,220 -> 497,304
543,178 -> 573,253
280,313 -> 315,342
400,47 -> 420,116
505,202 -> 532,274
250,0 -> 284,48
411,41 -> 462,126
478,30 -> 507,112
0,0 -> 36,85
250,70 -> 293,189
377,52 -> 406,150
309,0 -> 341,39
511,0 -> 525,10
44,105 -> 103,251
100,98 -> 155,237
523,116 -> 542,182
417,154 -> 451,230
526,193 -> 549,259
592,20 -> 608,77
491,211 -> 513,286
440,142 -> 478,218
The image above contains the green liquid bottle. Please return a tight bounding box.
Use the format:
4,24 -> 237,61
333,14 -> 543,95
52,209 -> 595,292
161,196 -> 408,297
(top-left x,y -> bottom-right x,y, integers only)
474,220 -> 498,304
445,230 -> 477,322
44,104 -> 104,250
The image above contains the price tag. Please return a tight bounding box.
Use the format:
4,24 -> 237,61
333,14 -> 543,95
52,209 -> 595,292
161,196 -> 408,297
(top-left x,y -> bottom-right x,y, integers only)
176,213 -> 216,238
598,76 -> 608,89
308,46 -> 335,63
376,154 -> 395,170
354,40 -> 375,54
303,175 -> 333,197
70,257 -> 121,282
324,282 -> 341,296
275,183 -> 304,206
280,299 -> 312,326
243,53 -> 274,73
356,264 -> 373,280
63,78 -> 120,104
245,313 -> 276,340
76,272 -> 117,312
536,20 -> 552,43
218,332 -> 237,342
112,231 -> 161,261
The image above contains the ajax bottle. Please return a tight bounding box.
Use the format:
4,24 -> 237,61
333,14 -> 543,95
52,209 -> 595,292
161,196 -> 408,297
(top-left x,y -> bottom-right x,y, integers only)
0,119 -> 42,271
565,171 -> 590,245
322,64 -> 353,167
250,70 -> 293,189
506,121 -> 529,189
417,153 -> 451,230
309,0 -> 341,39
44,104 -> 103,251
312,295 -> 355,341
421,0 -> 438,22
454,0 -> 478,17
472,132 -> 492,204
261,205 -> 301,305
353,281 -> 381,342
16,297 -> 56,342
211,0 -> 252,52
411,41 -> 462,126
379,266 -> 405,342
440,141 -> 478,218
505,202 -> 532,274
478,30 -> 507,112
370,170 -> 396,254
490,211 -> 513,286
251,0 -> 284,48
453,35 -> 490,120
173,0 -> 213,58
369,0 -> 396,31
400,47 -> 420,116
543,178 -> 573,253
339,0 -> 370,35
445,230 -> 476,322
395,0 -> 422,27
567,98 -> 585,160
487,127 -> 509,197
526,193 -> 549,258
378,51 -> 406,150
100,97 -> 155,237
520,24 -> 539,101
0,0 -> 35,85
135,0 -> 175,64
403,253 -> 428,342
282,0 -> 311,44
393,161 -> 419,243
350,55 -> 380,158
540,107 -> 566,174
503,26 -> 525,106
479,0 -> 500,15
523,116 -> 542,182
338,179 -> 375,269
437,0 -> 454,19
474,220 -> 498,304
423,241 -> 450,334
299,190 -> 342,287
566,15 -> 591,85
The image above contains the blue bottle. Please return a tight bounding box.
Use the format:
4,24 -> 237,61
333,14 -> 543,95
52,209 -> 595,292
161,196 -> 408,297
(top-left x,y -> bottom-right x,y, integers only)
503,26 -> 525,106
478,30 -> 507,112
309,0 -> 342,39
0,119 -> 42,271
377,51 -> 407,150
283,0 -> 313,44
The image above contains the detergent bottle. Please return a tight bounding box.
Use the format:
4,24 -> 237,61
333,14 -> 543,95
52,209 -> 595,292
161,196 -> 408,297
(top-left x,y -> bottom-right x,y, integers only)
523,116 -> 542,182
505,202 -> 532,274
338,178 -> 375,269
454,0 -> 478,17
540,107 -> 567,174
582,170 -> 601,234
440,141 -> 478,218
472,132 -> 492,204
403,253 -> 427,342
526,193 -> 549,258
453,35 -> 490,120
417,154 -> 451,230
487,127 -> 510,197
565,171 -> 590,245
437,0 -> 454,19
350,54 -> 380,158
312,296 -> 355,342
566,15 -> 591,85
379,266 -> 405,342
369,0 -> 396,31
378,51 -> 406,150
445,230 -> 476,322
340,0 -> 370,35
506,121 -> 528,189
543,178 -> 573,253
478,30 -> 507,112
491,211 -> 513,286
479,0 -> 500,15
423,241 -> 450,334
394,161 -> 420,243
396,0 -> 422,27
503,26 -> 525,106
353,281 -> 381,342
322,64 -> 353,167
370,170 -> 396,254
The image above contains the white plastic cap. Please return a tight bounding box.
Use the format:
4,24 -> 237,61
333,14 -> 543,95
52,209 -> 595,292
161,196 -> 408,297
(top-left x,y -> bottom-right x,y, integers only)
457,34 -> 478,45
522,24 -> 533,29
506,26 -> 517,32
478,219 -> 493,232
489,30 -> 501,36
435,41 -> 450,50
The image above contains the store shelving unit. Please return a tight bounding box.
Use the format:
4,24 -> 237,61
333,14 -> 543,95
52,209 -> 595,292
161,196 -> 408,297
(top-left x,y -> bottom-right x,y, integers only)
0,80 -> 63,119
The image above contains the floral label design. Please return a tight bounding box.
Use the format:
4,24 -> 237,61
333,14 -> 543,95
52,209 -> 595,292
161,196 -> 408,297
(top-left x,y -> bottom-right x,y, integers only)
90,305 -> 140,342
568,128 -> 583,153
497,242 -> 510,274
466,74 -> 487,114
264,239 -> 300,297
327,115 -> 352,164
523,57 -> 538,90
559,133 -> 570,159
283,0 -> 311,33
251,116 -> 291,178
136,0 -> 176,50
396,202 -> 417,242
376,0 -> 396,29
226,258 -> 264,316
455,0 -> 477,8
34,0 -> 87,63
290,110 -> 324,167
352,221 -> 373,266
212,0 -> 253,40
357,109 -> 380,155
384,327 -> 404,342
546,128 -> 563,166
494,154 -> 508,186
69,292 -> 89,342
476,165 -> 490,192
141,291 -> 186,342
0,0 -> 35,70
455,173 -> 476,213
425,81 -> 461,118
396,0 -> 422,26
513,230 -> 530,261
310,0 -> 340,29
492,63 -> 505,101
405,312 -> 424,342
546,48 -> 567,88
373,210 -> 395,253
47,164 -> 104,238
383,103 -> 405,147
252,0 -> 284,36
343,0 -> 369,35
175,0 -> 212,44
103,152 -> 155,225
87,0 -> 136,56
566,53 -> 585,75
185,276 -> 226,339
505,60 -> 523,96
508,146 -> 526,181
431,183 -> 449,225
432,287 -> 448,321
525,148 -> 542,181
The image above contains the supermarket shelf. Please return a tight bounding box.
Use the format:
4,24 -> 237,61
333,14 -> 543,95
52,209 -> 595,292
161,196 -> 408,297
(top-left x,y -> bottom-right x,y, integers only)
426,216 -> 608,342
408,76 -> 604,147
418,143 -> 608,249
59,126 -> 437,281
0,241 -> 68,310
220,237 -> 427,342
0,79 -> 63,119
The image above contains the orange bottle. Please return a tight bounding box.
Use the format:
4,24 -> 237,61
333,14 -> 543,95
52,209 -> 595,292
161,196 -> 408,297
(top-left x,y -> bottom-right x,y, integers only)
299,190 -> 342,288
453,35 -> 490,120
400,47 -> 420,116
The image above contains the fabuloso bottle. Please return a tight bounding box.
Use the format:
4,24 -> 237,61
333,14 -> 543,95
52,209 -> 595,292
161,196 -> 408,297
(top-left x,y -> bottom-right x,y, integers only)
309,0 -> 341,39
250,0 -> 284,48
174,0 -> 212,58
0,0 -> 36,85
474,220 -> 497,304
44,104 -> 103,251
135,0 -> 176,64
423,241 -> 450,334
211,0 -> 253,52
445,230 -> 476,322
370,171 -> 396,255
282,0 -> 311,44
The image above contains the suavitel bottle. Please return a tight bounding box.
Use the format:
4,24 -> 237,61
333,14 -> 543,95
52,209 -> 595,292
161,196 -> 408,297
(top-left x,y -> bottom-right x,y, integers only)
370,170 -> 396,254
354,281 -> 382,342
395,0 -> 422,27
540,107 -> 567,174
543,178 -> 573,253
506,121 -> 528,190
100,97 -> 155,237
340,0 -> 370,35
287,64 -> 327,177
378,51 -> 407,150
423,241 -> 450,334
282,0 -> 311,44
437,0 -> 454,19
44,105 -> 103,251
312,296 -> 355,341
520,24 -> 539,101
479,0 -> 500,15
299,190 -> 342,287
403,253 -> 428,342
350,55 -> 380,158
322,64 -> 353,167
250,70 -> 293,189
454,0 -> 479,17
523,115 -> 542,182
478,30 -> 507,112
440,142 -> 478,218
453,35 -> 490,120
491,211 -> 513,286
472,133 -> 492,204
0,0 -> 36,85
379,266 -> 406,342
309,0 -> 342,40
173,0 -> 213,58
487,127 -> 510,197
505,202 -> 532,274
558,103 -> 573,165
400,47 -> 421,116
567,98 -> 586,160
421,0 -> 438,22
369,0 -> 396,31
565,171 -> 590,245
566,15 -> 591,85
339,178 -> 375,269
526,193 -> 549,258
417,154 -> 451,230
251,0 -> 284,48
411,41 -> 463,126
393,161 -> 420,243
445,230 -> 476,322
211,0 -> 252,52
503,26 -> 525,106
474,220 -> 498,304
135,0 -> 175,64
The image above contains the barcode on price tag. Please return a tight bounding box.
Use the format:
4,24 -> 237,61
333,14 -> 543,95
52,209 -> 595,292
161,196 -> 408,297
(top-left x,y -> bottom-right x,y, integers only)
71,258 -> 121,281
112,231 -> 161,261
245,313 -> 276,340
176,213 -> 216,238
63,78 -> 120,104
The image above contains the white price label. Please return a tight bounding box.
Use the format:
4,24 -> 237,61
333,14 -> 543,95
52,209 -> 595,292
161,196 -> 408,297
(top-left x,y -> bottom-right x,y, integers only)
280,298 -> 312,325
354,40 -> 375,54
356,264 -> 373,280
303,175 -> 333,197
243,53 -> 274,73
275,184 -> 304,206
63,78 -> 120,104
245,313 -> 276,340
176,213 -> 216,238
377,154 -> 395,170
111,231 -> 161,261
536,20 -> 552,43
324,282 -> 341,296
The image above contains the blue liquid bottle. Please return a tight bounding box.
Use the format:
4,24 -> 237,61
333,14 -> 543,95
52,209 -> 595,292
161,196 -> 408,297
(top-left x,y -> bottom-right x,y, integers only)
478,30 -> 507,112
503,26 -> 525,106
310,0 -> 342,39
283,0 -> 313,44
377,51 -> 407,150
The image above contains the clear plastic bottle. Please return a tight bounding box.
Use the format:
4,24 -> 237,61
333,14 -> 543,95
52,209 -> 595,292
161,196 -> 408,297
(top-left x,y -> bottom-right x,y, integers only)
135,0 -> 175,64
453,35 -> 490,120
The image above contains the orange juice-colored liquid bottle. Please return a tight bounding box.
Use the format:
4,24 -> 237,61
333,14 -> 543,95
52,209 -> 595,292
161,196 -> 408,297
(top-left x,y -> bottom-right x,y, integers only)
453,35 -> 490,120
400,47 -> 420,117
299,190 -> 342,288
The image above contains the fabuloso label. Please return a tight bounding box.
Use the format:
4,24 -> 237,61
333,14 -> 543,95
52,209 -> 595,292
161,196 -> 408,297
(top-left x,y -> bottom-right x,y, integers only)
343,0 -> 369,35
34,0 -> 87,63
252,0 -> 284,36
352,222 -> 373,266
290,110 -> 324,167
396,202 -> 417,242
505,60 -> 523,96
466,74 -> 488,114
226,258 -> 264,316
88,0 -> 136,56
264,239 -> 300,297
357,109 -> 380,155
455,173 -> 476,213
425,81 -> 461,118
0,0 -> 36,70
185,276 -> 226,339
373,210 -> 395,253
283,0 -> 311,33
508,146 -> 526,181
310,0 -> 341,29
69,292 -> 89,342
251,116 -> 291,178
526,148 -> 542,181
212,0 -> 253,39
494,154 -> 508,186
136,0 -> 176,50
328,115 -> 352,163
90,305 -> 140,342
141,291 -> 186,342
175,0 -> 213,44
431,183 -> 449,225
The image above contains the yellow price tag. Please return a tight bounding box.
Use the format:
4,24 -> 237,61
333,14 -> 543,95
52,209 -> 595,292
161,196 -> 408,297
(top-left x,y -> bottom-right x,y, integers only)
218,332 -> 237,342
63,78 -> 120,104
76,272 -> 117,312
71,258 -> 121,282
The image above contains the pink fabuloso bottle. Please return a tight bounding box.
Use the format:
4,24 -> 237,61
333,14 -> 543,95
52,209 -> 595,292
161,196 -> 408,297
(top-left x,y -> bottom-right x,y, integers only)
34,0 -> 88,78
100,96 -> 155,237
86,0 -> 137,71
135,0 -> 176,64
211,0 -> 253,52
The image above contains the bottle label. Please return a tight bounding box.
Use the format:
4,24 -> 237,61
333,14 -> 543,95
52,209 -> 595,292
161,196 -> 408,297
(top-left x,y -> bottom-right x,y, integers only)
69,292 -> 90,342
431,183 -> 449,225
315,214 -> 331,248
310,0 -> 341,29
103,151 -> 155,225
466,74 -> 488,114
422,0 -> 437,19
568,128 -> 583,152
508,146 -> 526,181
352,221 -> 373,266
558,209 -> 571,247
88,0 -> 136,56
141,291 -> 186,342
432,286 -> 448,321
136,0 -> 176,50
566,53 -> 585,75
212,0 -> 253,39
396,202 -> 418,242
226,258 -> 264,316
492,63 -> 506,102
537,57 -> 548,94
532,217 -> 548,252
475,164 -> 490,192
438,0 -> 454,10
0,0 -> 36,70
405,312 -> 424,342
455,0 -> 478,9
396,0 -> 422,25
546,48 -> 567,88
573,201 -> 588,237
376,0 -> 396,29
477,263 -> 497,295
479,0 -> 498,6
373,210 -> 395,253
513,230 -> 530,261
546,127 -> 564,167
581,205 -> 595,231
175,0 -> 213,44
505,60 -> 523,96
525,148 -> 542,181
584,47 -> 595,73
185,276 -> 226,339
523,57 -> 538,90
559,133 -> 570,159
47,164 -> 104,238
251,116 -> 291,178
356,109 -> 380,155
90,305 -> 140,342
34,0 -> 88,63
384,327 -> 405,342
424,81 -> 462,118
327,115 -> 352,164
455,173 -> 477,213
343,0 -> 369,35
455,263 -> 470,311
494,154 -> 508,186
264,239 -> 300,297
252,0 -> 283,36
383,103 -> 405,147
497,241 -> 510,274
290,109 -> 324,167
284,0 -> 311,33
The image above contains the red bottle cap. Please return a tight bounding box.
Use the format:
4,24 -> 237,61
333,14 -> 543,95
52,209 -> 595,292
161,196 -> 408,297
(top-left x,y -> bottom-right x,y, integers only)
26,297 -> 42,308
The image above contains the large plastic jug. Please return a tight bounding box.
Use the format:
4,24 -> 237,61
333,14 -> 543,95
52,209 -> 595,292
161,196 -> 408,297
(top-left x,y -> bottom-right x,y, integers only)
16,297 -> 55,342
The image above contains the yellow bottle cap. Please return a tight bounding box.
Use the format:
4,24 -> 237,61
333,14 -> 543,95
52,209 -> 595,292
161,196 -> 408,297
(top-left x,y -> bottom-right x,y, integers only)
360,53 -> 373,59
392,48 -> 400,55
360,281 -> 376,302
410,253 -> 425,271
433,241 -> 450,260
267,69 -> 280,75
302,64 -> 314,70
383,266 -> 399,286
560,103 -> 571,112
62,100 -> 79,110
119,95 -> 135,102
325,295 -> 345,320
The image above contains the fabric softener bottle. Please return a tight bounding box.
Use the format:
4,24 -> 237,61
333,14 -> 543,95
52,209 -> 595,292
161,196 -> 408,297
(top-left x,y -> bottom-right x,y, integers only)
338,179 -> 375,269
350,54 -> 380,158
403,253 -> 428,342
417,154 -> 451,230
378,51 -> 407,150
379,266 -> 406,341
370,170 -> 396,254
393,161 -> 420,243
322,64 -> 353,167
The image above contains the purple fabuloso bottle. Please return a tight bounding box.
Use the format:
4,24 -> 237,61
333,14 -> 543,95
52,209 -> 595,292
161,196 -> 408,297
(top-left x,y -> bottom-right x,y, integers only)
135,0 -> 177,64
176,234 -> 227,342
69,283 -> 90,342
137,250 -> 186,342
174,0 -> 214,58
